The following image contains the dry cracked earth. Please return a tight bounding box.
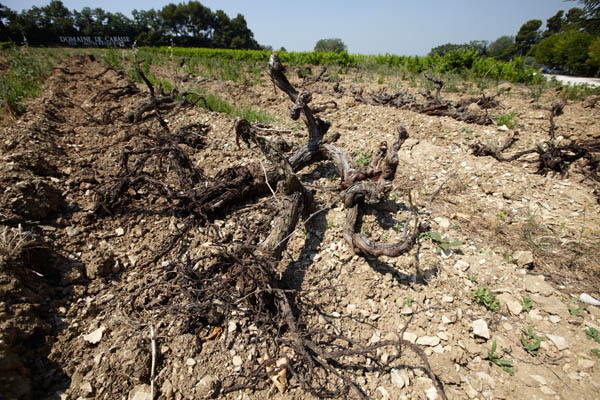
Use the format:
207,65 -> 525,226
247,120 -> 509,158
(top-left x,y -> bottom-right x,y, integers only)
1,53 -> 600,400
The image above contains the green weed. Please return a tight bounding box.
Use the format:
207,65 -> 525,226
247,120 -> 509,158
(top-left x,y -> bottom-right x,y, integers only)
497,112 -> 518,129
487,340 -> 515,375
471,286 -> 499,312
354,149 -> 372,167
585,327 -> 600,344
522,297 -> 533,312
521,326 -> 544,355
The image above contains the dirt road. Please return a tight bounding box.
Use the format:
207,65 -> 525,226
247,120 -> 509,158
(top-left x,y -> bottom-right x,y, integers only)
544,73 -> 600,87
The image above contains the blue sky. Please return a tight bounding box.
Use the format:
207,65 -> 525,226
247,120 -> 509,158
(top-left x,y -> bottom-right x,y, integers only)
4,0 -> 575,55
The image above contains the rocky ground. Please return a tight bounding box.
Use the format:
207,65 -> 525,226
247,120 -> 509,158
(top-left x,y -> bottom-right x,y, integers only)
1,53 -> 600,400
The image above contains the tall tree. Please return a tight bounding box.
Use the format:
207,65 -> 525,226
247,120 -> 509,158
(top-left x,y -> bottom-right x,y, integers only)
515,19 -> 542,56
487,36 -> 516,60
314,38 -> 346,53
543,10 -> 564,38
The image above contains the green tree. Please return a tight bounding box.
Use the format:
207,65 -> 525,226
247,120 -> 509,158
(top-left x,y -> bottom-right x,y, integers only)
487,36 -> 516,60
515,19 -> 542,56
588,36 -> 600,75
543,10 -> 564,38
314,38 -> 346,53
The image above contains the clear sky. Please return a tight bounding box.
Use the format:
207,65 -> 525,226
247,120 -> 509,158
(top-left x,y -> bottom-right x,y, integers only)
4,0 -> 575,55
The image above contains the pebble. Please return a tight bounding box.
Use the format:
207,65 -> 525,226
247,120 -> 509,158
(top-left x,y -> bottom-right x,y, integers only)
549,315 -> 561,324
232,355 -> 243,367
416,336 -> 441,347
472,319 -> 490,340
196,376 -> 221,399
83,326 -> 105,345
376,386 -> 390,400
66,226 -> 79,237
476,371 -> 495,388
434,217 -> 450,229
403,332 -> 417,343
425,386 -> 439,400
186,358 -> 196,366
442,295 -> 454,303
497,293 -> 522,315
442,315 -> 456,324
530,375 -> 547,385
115,227 -> 125,236
454,260 -> 470,271
577,359 -> 595,370
523,275 -> 553,295
546,334 -> 569,351
437,331 -> 449,341
128,384 -> 152,400
390,369 -> 405,388
513,250 -> 534,267
540,386 -> 556,395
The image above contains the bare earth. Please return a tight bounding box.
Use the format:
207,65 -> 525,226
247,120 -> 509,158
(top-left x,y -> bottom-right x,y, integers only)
1,54 -> 600,400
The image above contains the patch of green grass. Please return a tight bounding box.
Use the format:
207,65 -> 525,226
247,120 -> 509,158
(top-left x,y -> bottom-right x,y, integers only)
467,274 -> 478,284
592,349 -> 600,358
354,149 -> 372,167
497,112 -> 518,129
560,84 -> 600,101
471,286 -> 499,312
185,89 -> 273,124
406,298 -> 414,307
420,231 -> 462,253
0,46 -> 56,115
585,327 -> 600,344
522,297 -> 533,312
521,326 -> 544,355
488,339 -> 515,375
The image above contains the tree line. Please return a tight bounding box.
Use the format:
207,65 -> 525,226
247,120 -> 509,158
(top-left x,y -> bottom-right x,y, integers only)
0,0 -> 260,49
429,0 -> 600,76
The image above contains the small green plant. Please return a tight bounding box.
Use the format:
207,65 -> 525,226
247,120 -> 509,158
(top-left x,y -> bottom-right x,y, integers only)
460,127 -> 473,140
487,340 -> 515,375
497,112 -> 518,129
502,253 -> 511,263
471,286 -> 499,312
354,149 -> 372,167
467,274 -> 478,283
406,298 -> 414,307
569,305 -> 584,316
591,349 -> 600,358
585,327 -> 600,344
361,225 -> 371,235
521,326 -> 544,355
420,231 -> 462,253
522,297 -> 533,312
327,221 -> 334,230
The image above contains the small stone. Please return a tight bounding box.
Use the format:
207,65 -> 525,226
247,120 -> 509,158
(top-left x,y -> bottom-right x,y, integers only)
437,331 -> 449,341
66,226 -> 79,237
186,358 -> 196,366
498,125 -> 509,131
549,315 -> 561,324
232,355 -> 243,367
546,334 -> 569,351
390,369 -> 405,389
425,386 -> 439,400
416,336 -> 441,347
128,384 -> 152,400
83,326 -> 105,345
472,319 -> 490,340
403,332 -> 417,343
454,260 -> 469,271
476,371 -> 495,388
530,375 -> 547,385
376,386 -> 390,400
434,217 -> 450,229
228,321 -> 237,334
442,295 -> 454,303
80,381 -> 93,394
539,386 -> 556,395
401,306 -> 414,315
523,275 -> 553,295
577,359 -> 595,370
115,227 -> 125,236
196,376 -> 221,399
513,250 -> 534,267
442,315 -> 455,324
529,309 -> 543,321
497,293 -> 522,315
